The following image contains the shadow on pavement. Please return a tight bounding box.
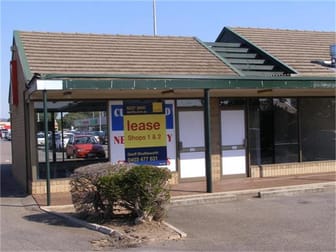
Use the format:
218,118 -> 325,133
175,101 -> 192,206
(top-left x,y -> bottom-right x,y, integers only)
0,162 -> 93,230
1,163 -> 26,197
23,212 -> 83,228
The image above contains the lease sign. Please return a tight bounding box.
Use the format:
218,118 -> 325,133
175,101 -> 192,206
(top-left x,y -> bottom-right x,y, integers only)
124,114 -> 166,148
123,101 -> 167,165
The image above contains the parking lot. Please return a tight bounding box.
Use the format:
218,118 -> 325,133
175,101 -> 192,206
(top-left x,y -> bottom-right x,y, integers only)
1,139 -> 336,251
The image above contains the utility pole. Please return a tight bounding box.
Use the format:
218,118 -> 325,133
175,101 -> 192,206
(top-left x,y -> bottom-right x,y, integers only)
153,0 -> 157,36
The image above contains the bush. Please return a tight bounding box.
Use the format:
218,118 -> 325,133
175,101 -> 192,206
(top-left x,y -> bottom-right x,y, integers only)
123,165 -> 171,222
70,163 -> 171,223
69,162 -> 134,219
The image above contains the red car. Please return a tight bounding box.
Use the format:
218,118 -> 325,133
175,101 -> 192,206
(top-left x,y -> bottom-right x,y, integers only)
66,135 -> 106,159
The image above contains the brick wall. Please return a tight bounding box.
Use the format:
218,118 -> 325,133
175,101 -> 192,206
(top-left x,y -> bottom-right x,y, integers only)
251,160 -> 336,178
31,171 -> 180,194
10,51 -> 28,190
210,98 -> 222,181
169,172 -> 179,184
30,179 -> 71,194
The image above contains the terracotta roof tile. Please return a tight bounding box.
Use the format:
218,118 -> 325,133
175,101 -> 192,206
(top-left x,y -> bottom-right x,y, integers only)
231,27 -> 336,76
17,31 -> 236,77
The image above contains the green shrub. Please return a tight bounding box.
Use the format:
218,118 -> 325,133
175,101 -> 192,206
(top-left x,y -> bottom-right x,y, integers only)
69,162 -> 133,219
70,163 -> 171,223
96,172 -> 124,217
118,166 -> 171,222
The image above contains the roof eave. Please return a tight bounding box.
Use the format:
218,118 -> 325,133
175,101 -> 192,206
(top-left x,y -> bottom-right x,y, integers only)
26,73 -> 336,91
13,31 -> 33,82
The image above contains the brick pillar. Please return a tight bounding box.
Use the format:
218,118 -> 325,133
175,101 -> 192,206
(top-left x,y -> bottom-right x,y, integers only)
210,98 -> 221,181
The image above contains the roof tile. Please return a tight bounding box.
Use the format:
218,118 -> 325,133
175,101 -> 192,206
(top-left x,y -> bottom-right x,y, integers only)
17,31 -> 236,77
230,27 -> 336,76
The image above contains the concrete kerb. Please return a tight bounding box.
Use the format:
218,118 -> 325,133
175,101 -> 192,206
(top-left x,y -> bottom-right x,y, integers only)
39,205 -> 188,239
169,181 -> 336,206
40,206 -> 120,236
170,193 -> 238,206
257,181 -> 336,198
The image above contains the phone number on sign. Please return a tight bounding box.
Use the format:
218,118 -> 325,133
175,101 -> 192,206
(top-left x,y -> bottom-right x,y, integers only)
127,156 -> 159,163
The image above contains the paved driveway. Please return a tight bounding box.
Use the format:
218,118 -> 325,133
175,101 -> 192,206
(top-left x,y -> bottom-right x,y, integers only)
134,190 -> 335,251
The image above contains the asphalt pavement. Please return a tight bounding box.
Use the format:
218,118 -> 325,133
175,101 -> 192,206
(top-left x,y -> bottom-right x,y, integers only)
0,140 -> 107,251
1,139 -> 336,251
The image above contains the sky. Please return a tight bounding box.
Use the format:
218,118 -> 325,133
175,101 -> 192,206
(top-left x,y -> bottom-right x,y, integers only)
1,0 -> 335,119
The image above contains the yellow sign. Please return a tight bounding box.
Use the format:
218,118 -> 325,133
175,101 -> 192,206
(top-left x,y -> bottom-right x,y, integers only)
152,102 -> 163,113
124,114 -> 166,148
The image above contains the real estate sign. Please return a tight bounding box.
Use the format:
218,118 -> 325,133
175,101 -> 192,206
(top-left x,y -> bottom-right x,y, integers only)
123,101 -> 167,165
109,100 -> 175,170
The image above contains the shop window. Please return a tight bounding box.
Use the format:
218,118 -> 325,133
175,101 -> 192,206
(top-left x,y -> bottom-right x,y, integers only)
273,98 -> 299,163
248,98 -> 299,165
34,101 -> 108,179
301,98 -> 335,161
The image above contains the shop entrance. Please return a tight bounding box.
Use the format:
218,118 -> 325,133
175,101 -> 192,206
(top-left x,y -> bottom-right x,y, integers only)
221,110 -> 246,175
178,110 -> 205,179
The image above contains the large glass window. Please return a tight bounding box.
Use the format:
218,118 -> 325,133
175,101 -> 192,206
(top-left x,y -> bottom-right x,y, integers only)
273,98 -> 299,163
248,98 -> 299,165
301,98 -> 335,161
34,101 -> 108,179
247,99 -> 261,165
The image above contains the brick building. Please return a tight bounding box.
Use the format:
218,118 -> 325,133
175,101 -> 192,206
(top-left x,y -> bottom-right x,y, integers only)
9,27 -> 335,194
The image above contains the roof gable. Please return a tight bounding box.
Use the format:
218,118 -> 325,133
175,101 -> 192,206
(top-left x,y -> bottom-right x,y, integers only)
223,27 -> 336,76
14,31 -> 236,81
205,40 -> 296,77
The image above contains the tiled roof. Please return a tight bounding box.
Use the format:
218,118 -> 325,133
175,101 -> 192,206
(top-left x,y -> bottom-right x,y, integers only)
230,27 -> 336,76
16,31 -> 236,77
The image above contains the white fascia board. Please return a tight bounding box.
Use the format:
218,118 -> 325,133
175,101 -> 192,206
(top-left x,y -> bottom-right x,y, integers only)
36,80 -> 63,90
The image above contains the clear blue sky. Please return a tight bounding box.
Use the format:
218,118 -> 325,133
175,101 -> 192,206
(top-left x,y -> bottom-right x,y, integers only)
1,0 -> 335,119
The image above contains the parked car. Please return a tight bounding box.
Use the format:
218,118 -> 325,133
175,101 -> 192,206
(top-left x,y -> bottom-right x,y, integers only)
1,129 -> 8,139
60,132 -> 73,150
5,131 -> 11,141
88,131 -> 107,144
37,132 -> 45,145
48,132 -> 73,151
66,135 -> 106,159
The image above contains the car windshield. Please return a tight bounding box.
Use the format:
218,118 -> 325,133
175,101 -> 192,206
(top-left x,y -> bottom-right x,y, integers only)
75,136 -> 98,144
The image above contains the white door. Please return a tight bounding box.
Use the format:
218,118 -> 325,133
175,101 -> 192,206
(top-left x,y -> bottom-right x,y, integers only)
178,111 -> 205,178
221,110 -> 246,175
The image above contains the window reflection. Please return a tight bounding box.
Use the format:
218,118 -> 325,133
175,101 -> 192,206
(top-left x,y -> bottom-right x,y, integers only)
34,101 -> 108,179
249,98 -> 299,165
301,98 -> 335,161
